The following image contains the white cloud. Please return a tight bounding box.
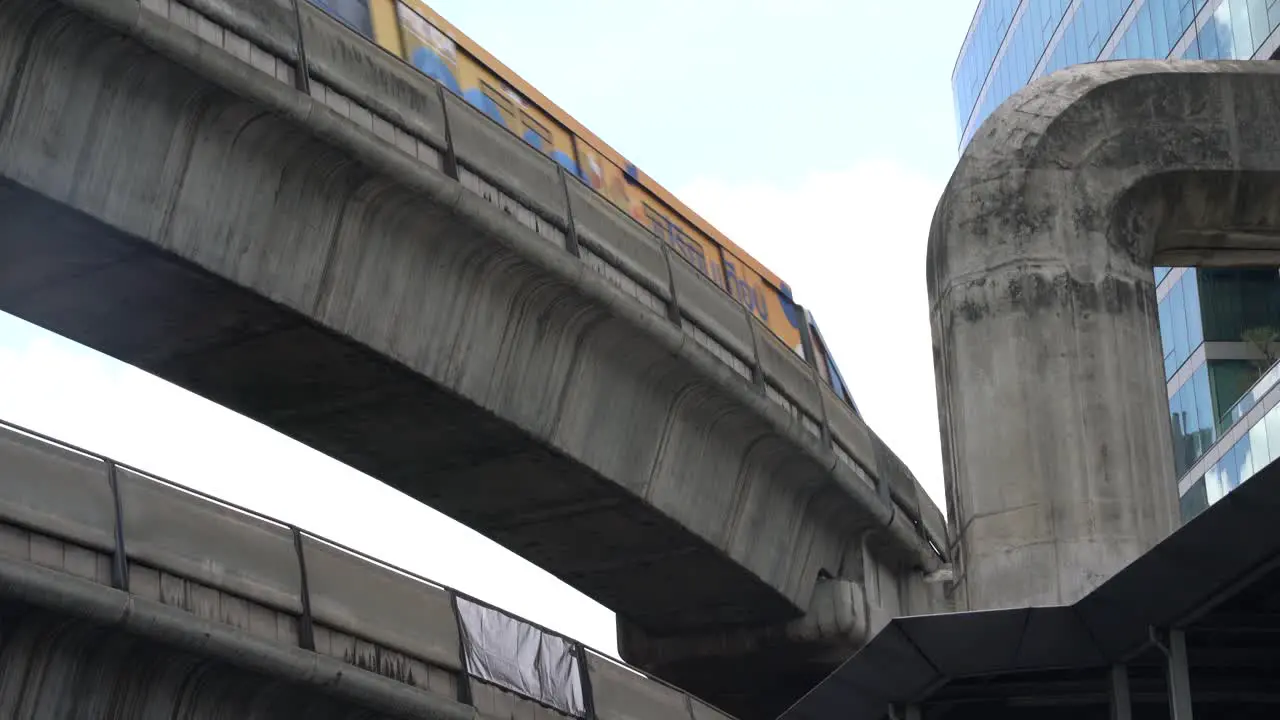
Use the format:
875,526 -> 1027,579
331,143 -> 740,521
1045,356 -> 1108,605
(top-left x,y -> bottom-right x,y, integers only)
0,315 -> 619,657
678,159 -> 948,511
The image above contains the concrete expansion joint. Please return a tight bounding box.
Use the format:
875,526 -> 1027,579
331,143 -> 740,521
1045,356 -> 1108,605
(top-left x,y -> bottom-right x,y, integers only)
926,257 -> 1157,313
929,255 -> 1074,302
958,501 -> 1040,530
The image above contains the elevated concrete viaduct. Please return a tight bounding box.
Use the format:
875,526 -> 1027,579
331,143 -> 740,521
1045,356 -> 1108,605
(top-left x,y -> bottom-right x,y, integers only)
0,0 -> 950,714
0,418 -> 741,720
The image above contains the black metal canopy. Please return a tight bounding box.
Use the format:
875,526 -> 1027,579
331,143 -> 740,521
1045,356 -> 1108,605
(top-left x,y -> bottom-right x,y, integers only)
781,456 -> 1280,720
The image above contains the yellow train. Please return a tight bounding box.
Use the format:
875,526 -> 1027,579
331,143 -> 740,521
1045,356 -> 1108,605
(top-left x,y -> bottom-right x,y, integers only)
311,0 -> 859,413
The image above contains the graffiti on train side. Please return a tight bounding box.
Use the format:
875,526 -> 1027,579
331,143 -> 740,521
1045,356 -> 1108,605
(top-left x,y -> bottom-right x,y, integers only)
724,259 -> 769,322
397,3 -> 580,175
391,0 -> 799,351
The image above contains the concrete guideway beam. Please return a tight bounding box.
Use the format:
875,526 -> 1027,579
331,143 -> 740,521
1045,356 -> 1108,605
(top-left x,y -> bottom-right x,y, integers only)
929,59 -> 1280,612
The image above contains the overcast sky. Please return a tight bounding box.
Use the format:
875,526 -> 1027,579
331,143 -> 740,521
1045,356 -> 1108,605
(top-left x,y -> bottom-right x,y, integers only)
0,0 -> 980,657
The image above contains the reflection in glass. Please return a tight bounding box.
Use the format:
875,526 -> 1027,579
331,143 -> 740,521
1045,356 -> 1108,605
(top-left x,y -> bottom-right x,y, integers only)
1223,442 -> 1242,493
1159,293 -> 1175,378
1193,368 -> 1215,452
1205,461 -> 1226,504
1249,417 -> 1271,473
1267,403 -> 1280,460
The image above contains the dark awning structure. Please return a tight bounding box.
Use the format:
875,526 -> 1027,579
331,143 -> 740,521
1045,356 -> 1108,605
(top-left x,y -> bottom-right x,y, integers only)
781,456 -> 1280,720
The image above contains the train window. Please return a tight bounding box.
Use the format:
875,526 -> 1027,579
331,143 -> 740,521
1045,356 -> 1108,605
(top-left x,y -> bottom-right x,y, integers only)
480,81 -> 516,124
811,335 -> 832,385
642,205 -> 668,239
308,0 -> 373,39
670,227 -> 708,275
827,355 -> 854,406
397,4 -> 462,94
809,321 -> 856,408
520,113 -> 553,152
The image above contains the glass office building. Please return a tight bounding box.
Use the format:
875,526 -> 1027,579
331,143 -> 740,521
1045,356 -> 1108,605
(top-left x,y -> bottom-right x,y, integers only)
952,0 -> 1280,522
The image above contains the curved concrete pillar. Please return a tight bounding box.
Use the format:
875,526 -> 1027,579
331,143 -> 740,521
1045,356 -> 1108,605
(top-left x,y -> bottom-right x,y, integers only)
929,60 -> 1280,611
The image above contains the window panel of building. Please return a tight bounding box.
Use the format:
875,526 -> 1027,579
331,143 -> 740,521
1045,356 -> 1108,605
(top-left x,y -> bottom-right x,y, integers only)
1198,390 -> 1280,509
1210,359 -> 1262,432
1170,278 -> 1190,367
1170,383 -> 1194,476
1248,0 -> 1272,46
972,0 -> 1126,146
1169,363 -> 1218,477
1157,270 -> 1204,379
1239,434 -> 1258,481
1180,476 -> 1209,522
1184,374 -> 1207,462
953,0 -> 1023,139
1193,366 -> 1216,450
1267,401 -> 1280,459
1159,296 -> 1176,379
1205,459 -> 1226,503
1222,439 -> 1245,492
1249,413 -> 1271,472
1199,268 -> 1280,342
971,0 -> 1070,138
1183,268 -> 1205,349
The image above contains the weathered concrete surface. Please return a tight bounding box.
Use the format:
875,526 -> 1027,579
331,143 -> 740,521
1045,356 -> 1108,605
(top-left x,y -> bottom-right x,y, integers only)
0,604 -> 413,719
0,559 -> 473,720
0,0 -> 945,710
617,545 -> 949,718
929,60 -> 1280,612
0,420 -> 745,720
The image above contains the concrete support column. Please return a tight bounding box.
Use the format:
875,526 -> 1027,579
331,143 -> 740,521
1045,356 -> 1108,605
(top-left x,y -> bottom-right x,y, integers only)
1110,664 -> 1132,720
922,62 -> 1245,612
890,703 -> 922,720
1165,629 -> 1195,720
929,191 -> 1177,611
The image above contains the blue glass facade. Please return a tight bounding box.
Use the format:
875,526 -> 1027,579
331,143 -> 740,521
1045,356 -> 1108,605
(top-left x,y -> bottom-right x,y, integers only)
1158,269 -> 1204,380
952,1 -> 1280,522
953,0 -> 1280,148
1183,366 -> 1280,518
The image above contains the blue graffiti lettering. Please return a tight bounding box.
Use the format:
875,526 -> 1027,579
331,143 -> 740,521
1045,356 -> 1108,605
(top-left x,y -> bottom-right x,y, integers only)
669,233 -> 708,277
722,260 -> 769,323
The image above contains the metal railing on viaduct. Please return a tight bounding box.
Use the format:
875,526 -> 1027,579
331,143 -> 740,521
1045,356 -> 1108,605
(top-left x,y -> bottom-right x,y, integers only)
0,417 -> 734,719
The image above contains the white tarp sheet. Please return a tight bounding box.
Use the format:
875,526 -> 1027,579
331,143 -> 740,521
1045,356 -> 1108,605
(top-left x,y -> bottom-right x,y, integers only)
455,596 -> 586,716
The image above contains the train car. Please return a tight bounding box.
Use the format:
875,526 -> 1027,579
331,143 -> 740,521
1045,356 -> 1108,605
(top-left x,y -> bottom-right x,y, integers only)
308,0 -> 859,414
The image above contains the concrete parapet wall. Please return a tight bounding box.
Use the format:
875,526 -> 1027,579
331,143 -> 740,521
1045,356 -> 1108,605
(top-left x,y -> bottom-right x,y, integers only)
0,597 -> 448,719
